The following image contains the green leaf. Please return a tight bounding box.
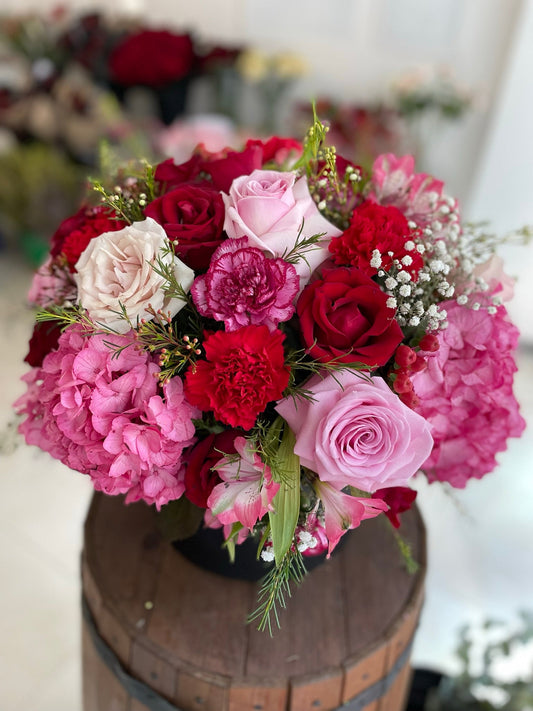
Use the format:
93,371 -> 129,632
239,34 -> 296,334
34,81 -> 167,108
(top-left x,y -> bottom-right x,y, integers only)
268,424 -> 300,566
223,522 -> 244,564
155,497 -> 204,542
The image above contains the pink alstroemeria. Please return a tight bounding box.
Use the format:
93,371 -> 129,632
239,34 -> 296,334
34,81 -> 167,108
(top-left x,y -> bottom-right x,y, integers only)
207,436 -> 280,529
313,480 -> 388,557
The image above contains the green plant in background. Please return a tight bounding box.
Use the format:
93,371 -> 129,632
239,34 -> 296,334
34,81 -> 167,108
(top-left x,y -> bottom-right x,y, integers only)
0,143 -> 85,265
426,611 -> 533,711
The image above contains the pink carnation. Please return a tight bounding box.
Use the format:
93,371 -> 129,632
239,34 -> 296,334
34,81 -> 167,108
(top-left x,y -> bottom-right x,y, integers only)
412,301 -> 526,487
15,325 -> 198,508
27,256 -> 77,308
191,238 -> 299,331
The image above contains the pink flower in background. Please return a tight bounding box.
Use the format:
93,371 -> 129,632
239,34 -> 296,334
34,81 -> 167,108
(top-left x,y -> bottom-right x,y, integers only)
276,370 -> 433,492
15,326 -> 199,508
191,238 -> 299,331
222,169 -> 341,285
207,437 -> 280,529
412,301 -> 525,487
313,480 -> 388,556
472,255 -> 515,304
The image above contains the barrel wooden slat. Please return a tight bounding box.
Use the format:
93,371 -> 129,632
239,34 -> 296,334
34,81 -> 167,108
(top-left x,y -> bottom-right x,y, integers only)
82,493 -> 425,711
128,699 -> 151,711
83,619 -> 130,711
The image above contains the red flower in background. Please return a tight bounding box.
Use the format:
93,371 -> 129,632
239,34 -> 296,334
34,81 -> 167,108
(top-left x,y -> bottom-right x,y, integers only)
109,30 -> 194,87
24,322 -> 62,368
185,326 -> 290,430
329,200 -> 423,278
144,184 -> 226,270
50,206 -> 126,272
297,267 -> 404,368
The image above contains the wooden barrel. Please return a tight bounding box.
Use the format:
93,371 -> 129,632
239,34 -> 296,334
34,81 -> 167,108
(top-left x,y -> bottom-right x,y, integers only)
82,493 -> 426,711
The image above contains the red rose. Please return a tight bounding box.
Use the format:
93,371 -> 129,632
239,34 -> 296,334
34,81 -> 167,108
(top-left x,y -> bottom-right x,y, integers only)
297,267 -> 404,368
199,143 -> 264,192
109,30 -> 194,87
183,430 -> 239,507
245,136 -> 303,166
372,486 -> 417,528
50,206 -> 126,272
329,201 -> 423,279
24,322 -> 62,367
154,155 -> 204,192
185,326 -> 290,430
144,185 -> 225,270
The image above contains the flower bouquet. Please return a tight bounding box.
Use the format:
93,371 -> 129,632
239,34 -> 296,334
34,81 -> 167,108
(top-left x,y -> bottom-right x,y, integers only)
15,111 -> 526,632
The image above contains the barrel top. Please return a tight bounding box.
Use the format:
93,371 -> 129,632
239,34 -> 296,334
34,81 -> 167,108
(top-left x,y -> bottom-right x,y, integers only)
83,492 -> 425,690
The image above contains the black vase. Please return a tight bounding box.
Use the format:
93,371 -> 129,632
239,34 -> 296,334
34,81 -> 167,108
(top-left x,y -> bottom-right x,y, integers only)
173,525 -> 332,581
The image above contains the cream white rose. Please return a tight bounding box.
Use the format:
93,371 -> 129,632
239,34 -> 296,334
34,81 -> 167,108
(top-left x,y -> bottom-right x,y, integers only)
74,217 -> 194,332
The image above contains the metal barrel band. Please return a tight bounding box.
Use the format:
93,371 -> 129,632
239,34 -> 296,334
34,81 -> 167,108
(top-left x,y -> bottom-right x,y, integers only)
82,594 -> 414,711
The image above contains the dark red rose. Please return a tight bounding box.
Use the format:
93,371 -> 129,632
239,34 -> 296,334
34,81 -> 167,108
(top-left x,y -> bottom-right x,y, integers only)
24,322 -> 62,367
372,487 -> 417,528
109,30 -> 194,87
144,184 -> 225,270
185,326 -> 290,430
50,206 -> 126,271
199,144 -> 264,192
297,267 -> 404,368
329,200 -> 423,279
154,155 -> 204,192
183,430 -> 239,508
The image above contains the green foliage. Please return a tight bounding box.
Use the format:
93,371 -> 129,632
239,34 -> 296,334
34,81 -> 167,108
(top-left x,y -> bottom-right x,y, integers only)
268,423 -> 301,566
426,611 -> 533,710
248,547 -> 307,635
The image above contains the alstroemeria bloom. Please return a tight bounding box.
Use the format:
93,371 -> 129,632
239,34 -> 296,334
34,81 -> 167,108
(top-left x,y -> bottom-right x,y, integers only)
313,480 -> 388,556
222,169 -> 341,286
75,217 -> 195,333
207,437 -> 280,529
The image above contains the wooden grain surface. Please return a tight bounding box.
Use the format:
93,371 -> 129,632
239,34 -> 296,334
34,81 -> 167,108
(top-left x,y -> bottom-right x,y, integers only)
82,492 -> 426,711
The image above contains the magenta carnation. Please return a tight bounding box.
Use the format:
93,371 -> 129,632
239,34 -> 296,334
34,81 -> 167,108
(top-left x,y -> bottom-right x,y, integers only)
191,238 -> 299,331
412,302 -> 526,487
15,325 -> 198,508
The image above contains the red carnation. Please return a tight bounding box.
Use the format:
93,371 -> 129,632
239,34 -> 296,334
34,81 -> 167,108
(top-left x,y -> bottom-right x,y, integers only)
144,184 -> 225,270
183,430 -> 239,508
185,326 -> 290,430
50,206 -> 126,272
372,487 -> 417,528
329,200 -> 423,279
297,267 -> 404,368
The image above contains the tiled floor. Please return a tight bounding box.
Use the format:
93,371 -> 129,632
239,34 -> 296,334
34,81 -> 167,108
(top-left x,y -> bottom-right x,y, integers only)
0,251 -> 532,710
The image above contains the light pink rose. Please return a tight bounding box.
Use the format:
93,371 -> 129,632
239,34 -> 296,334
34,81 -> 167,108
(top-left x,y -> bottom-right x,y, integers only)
275,370 -> 433,492
222,169 -> 341,286
74,217 -> 195,333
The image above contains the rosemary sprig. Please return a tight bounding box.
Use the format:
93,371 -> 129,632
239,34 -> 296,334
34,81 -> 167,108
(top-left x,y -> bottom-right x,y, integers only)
248,548 -> 307,635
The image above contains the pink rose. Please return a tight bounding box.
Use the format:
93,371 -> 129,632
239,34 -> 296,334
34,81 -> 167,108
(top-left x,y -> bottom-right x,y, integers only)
275,370 -> 433,492
222,169 -> 341,286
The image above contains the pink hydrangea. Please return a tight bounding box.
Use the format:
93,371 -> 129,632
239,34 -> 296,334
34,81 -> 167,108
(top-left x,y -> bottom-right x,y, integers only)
412,301 -> 526,487
191,238 -> 299,331
15,325 -> 198,508
369,154 -> 459,231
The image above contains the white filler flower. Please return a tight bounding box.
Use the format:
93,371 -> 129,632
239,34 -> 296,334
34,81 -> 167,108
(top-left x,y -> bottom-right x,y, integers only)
75,217 -> 194,332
